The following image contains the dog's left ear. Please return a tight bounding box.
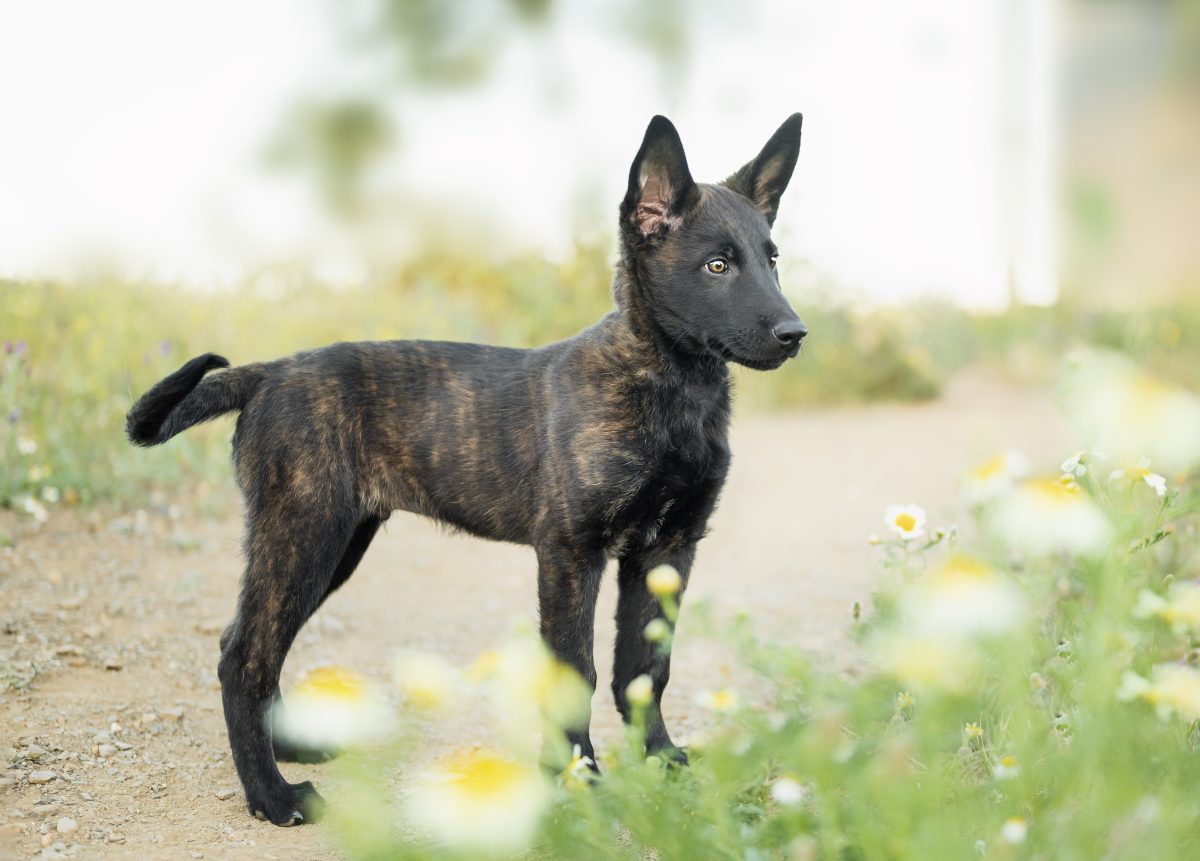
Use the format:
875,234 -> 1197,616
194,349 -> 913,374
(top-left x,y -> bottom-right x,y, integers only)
724,113 -> 803,226
622,116 -> 701,240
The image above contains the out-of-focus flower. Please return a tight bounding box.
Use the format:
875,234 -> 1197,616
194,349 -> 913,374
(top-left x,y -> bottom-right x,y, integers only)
867,533 -> 882,546
885,504 -> 926,540
560,743 -> 595,788
393,651 -> 460,710
992,754 -> 1019,780
900,555 -> 1023,638
769,776 -> 808,806
963,450 -> 1028,502
646,564 -> 682,597
274,666 -> 392,750
991,476 -> 1109,556
1065,351 -> 1200,474
16,437 -> 37,455
1000,817 -> 1028,844
40,486 -> 59,504
625,674 -> 654,707
896,691 -> 916,710
1134,583 -> 1200,633
643,618 -> 671,643
1118,664 -> 1200,721
476,638 -> 592,743
1061,450 -> 1091,477
964,722 -> 984,740
17,495 -> 48,523
1109,460 -> 1167,497
406,747 -> 548,856
873,631 -> 978,693
697,688 -> 740,712
27,465 -> 47,483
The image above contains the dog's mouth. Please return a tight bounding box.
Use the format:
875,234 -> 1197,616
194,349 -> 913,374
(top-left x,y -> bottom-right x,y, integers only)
705,338 -> 796,371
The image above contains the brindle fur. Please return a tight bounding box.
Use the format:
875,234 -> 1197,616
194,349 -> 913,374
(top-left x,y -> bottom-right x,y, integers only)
125,114 -> 807,826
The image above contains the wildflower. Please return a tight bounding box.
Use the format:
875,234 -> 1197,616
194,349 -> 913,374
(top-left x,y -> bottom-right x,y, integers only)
646,564 -> 682,597
992,754 -> 1019,780
867,533 -> 881,546
1029,672 -> 1048,691
16,437 -> 37,456
884,503 -> 926,540
769,776 -> 808,806
406,747 -> 548,856
1061,449 -> 1089,476
900,554 -> 1023,638
697,688 -> 740,712
963,450 -> 1028,502
17,495 -> 48,524
991,476 -> 1109,556
625,674 -> 653,708
642,618 -> 671,643
1118,664 -> 1200,721
1066,351 -> 1200,474
561,744 -> 595,788
895,691 -> 916,709
964,722 -> 984,740
40,486 -> 59,504
1000,817 -> 1028,844
1134,583 -> 1200,633
480,638 -> 592,739
273,666 -> 392,750
393,651 -> 460,710
1109,460 -> 1167,497
873,631 -> 977,693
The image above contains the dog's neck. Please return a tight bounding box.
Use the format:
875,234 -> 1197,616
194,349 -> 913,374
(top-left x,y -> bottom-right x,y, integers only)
607,257 -> 727,386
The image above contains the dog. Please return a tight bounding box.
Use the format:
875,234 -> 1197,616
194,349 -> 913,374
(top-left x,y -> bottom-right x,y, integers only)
125,113 -> 806,825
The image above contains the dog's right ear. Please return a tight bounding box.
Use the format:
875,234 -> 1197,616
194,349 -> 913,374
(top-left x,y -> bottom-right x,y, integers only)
621,116 -> 700,241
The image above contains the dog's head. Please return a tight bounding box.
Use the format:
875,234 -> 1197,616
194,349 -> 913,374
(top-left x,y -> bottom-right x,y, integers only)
618,114 -> 806,370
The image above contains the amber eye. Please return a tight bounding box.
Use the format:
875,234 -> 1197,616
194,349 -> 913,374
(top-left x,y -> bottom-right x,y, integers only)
705,258 -> 729,274
769,254 -> 779,269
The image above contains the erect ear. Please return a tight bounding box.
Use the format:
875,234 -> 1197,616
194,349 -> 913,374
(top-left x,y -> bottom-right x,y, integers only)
723,113 -> 802,226
622,115 -> 700,240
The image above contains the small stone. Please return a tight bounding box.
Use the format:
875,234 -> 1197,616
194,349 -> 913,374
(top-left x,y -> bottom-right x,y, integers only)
214,787 -> 237,801
140,712 -> 158,725
159,706 -> 185,721
54,644 -> 84,656
103,657 -> 123,671
107,831 -> 126,843
55,817 -> 77,834
96,744 -> 117,758
92,731 -> 112,745
25,743 -> 48,758
114,741 -> 133,751
28,771 -> 56,784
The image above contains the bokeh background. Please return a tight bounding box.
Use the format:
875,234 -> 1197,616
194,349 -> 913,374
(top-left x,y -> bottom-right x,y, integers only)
1,0 -> 1199,505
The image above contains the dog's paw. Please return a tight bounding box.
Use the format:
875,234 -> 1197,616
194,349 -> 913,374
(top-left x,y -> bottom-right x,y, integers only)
648,744 -> 689,767
247,780 -> 325,826
273,737 -> 339,764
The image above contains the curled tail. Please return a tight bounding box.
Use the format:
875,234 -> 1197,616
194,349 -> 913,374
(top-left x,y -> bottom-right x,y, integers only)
126,353 -> 264,446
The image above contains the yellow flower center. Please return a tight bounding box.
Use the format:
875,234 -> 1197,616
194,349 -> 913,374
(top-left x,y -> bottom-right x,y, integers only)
442,750 -> 529,800
971,455 -> 1007,482
894,513 -> 917,532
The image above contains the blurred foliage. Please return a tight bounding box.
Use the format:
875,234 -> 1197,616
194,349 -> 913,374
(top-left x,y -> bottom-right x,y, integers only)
3,243 -> 1200,508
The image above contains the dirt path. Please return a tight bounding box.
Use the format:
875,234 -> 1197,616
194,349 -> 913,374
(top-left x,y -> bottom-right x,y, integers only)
0,369 -> 1070,860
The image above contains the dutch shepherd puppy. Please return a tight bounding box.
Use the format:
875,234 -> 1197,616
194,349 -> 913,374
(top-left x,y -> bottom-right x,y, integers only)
126,114 -> 807,825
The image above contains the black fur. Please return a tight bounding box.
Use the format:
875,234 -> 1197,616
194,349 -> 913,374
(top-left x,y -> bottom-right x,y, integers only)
126,114 -> 807,826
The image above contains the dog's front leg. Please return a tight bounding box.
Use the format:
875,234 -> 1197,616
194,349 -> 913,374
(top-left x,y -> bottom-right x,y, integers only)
612,543 -> 696,763
534,540 -> 605,772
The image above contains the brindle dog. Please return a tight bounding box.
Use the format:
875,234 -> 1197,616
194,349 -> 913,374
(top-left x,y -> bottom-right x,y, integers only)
126,114 -> 807,826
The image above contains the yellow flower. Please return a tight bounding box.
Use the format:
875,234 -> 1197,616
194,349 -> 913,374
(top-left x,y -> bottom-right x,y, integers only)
873,631 -> 977,693
1109,460 -> 1167,497
1118,664 -> 1200,721
697,688 -> 741,712
560,744 -> 596,789
993,754 -> 1019,780
963,450 -> 1028,502
1001,817 -> 1028,844
479,638 -> 592,749
991,476 -> 1109,556
405,748 -> 548,856
393,651 -> 460,711
646,564 -> 682,597
1134,583 -> 1200,632
895,691 -> 916,709
274,666 -> 392,750
964,722 -> 984,739
884,503 -> 926,540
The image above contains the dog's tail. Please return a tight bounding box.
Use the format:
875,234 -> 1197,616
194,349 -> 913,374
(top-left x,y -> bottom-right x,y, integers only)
125,353 -> 265,447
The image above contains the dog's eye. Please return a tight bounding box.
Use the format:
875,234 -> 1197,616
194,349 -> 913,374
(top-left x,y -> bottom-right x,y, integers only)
705,258 -> 729,275
769,254 -> 779,270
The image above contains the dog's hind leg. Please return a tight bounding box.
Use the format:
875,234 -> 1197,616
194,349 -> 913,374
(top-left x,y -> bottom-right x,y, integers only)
272,516 -> 384,765
535,540 -> 606,772
218,504 -> 358,825
612,543 -> 696,763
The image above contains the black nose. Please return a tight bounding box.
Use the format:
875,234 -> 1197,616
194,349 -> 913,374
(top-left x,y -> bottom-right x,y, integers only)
771,319 -> 808,348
